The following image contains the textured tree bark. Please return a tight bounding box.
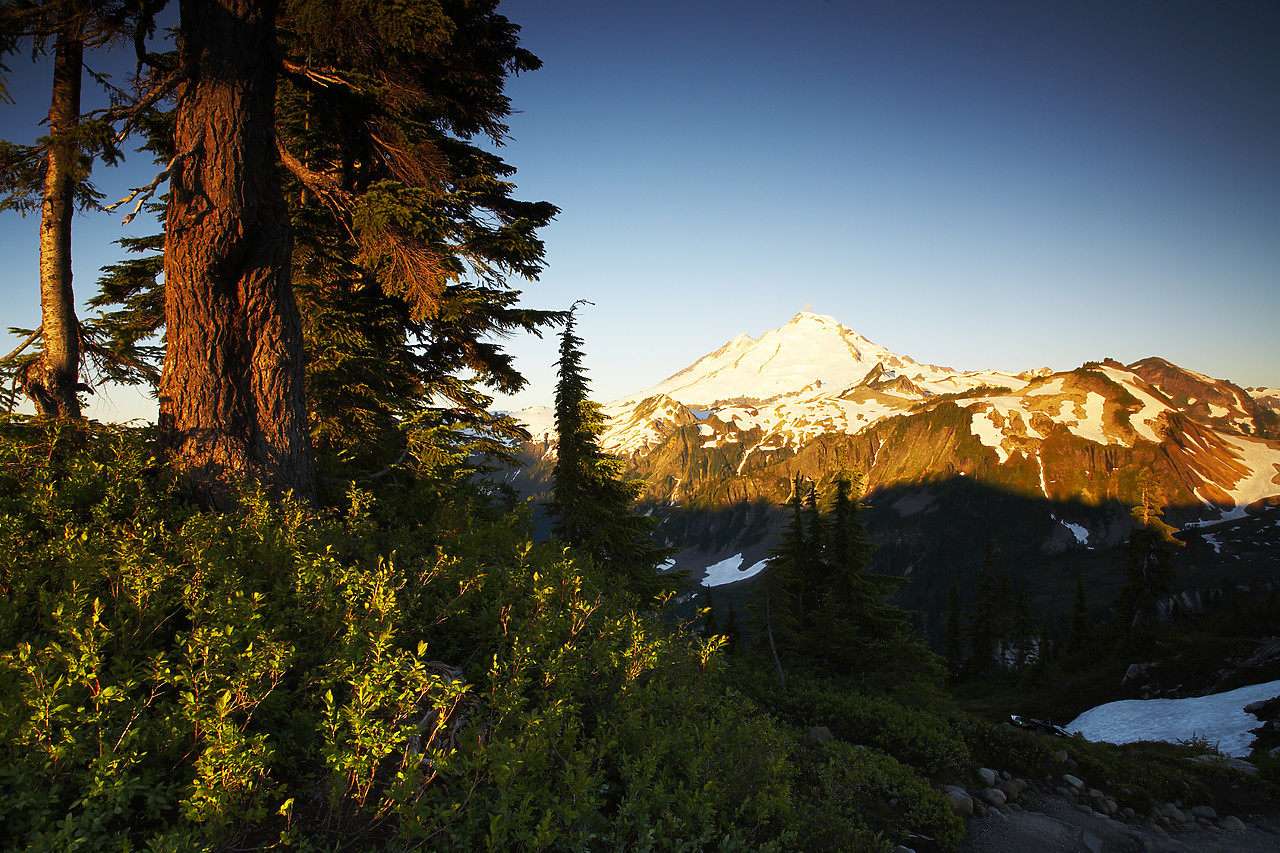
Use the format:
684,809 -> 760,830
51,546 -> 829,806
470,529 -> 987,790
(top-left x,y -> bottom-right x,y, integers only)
27,10 -> 85,418
159,0 -> 315,506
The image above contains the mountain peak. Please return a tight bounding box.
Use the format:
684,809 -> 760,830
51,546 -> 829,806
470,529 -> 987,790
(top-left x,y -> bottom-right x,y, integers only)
614,312 -> 948,408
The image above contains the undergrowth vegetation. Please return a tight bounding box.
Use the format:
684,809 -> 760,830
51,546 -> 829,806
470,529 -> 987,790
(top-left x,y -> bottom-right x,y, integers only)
0,419 -> 797,851
2,418 -> 1271,852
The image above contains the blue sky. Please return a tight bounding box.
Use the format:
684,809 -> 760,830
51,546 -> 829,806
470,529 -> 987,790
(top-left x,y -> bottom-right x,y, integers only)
2,0 -> 1277,420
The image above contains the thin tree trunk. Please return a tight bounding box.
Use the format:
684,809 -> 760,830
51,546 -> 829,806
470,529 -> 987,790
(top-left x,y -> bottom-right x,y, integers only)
159,0 -> 314,507
27,10 -> 84,418
765,590 -> 786,690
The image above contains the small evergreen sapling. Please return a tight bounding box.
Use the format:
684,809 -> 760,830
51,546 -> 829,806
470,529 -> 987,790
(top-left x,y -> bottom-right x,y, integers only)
548,305 -> 674,600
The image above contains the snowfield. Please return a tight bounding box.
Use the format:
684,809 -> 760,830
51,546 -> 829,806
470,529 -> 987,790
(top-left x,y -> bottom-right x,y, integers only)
1067,680 -> 1280,757
700,554 -> 768,587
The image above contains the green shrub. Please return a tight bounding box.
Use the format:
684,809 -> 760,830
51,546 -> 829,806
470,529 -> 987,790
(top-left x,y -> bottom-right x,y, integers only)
745,673 -> 972,780
791,739 -> 964,852
0,419 -> 801,851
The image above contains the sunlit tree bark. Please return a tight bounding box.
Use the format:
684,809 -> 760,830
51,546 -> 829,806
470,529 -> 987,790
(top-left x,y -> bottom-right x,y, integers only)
159,0 -> 314,506
28,6 -> 84,417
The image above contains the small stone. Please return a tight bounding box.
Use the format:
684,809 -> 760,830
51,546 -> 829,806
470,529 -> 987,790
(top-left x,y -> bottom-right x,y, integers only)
1055,749 -> 1069,762
997,779 -> 1020,802
980,786 -> 1007,807
1062,773 -> 1085,790
1087,787 -> 1105,800
1218,815 -> 1247,832
1121,806 -> 1137,821
978,767 -> 998,787
1190,805 -> 1217,820
972,802 -> 987,819
946,790 -> 973,817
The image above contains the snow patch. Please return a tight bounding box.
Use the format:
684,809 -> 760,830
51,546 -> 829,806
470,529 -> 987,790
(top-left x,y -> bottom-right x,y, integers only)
969,409 -> 1009,463
1062,520 -> 1089,545
700,554 -> 768,587
1059,392 -> 1112,445
1068,680 -> 1280,757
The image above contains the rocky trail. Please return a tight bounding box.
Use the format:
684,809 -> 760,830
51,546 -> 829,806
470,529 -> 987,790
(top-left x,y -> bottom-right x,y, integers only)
932,763 -> 1280,853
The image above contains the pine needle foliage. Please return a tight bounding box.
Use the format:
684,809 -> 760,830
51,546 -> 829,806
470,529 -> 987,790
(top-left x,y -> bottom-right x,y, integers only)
750,474 -> 943,695
1115,477 -> 1183,629
549,308 -> 675,601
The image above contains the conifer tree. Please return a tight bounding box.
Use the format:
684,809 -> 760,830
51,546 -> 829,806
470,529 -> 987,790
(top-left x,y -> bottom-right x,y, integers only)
0,0 -> 148,417
750,473 -> 807,685
549,306 -> 672,599
701,588 -> 720,639
1115,480 -> 1182,628
1066,576 -> 1091,653
82,0 -> 559,494
817,474 -> 915,679
944,577 -> 963,669
272,0 -> 560,473
1012,586 -> 1036,669
723,600 -> 741,655
964,544 -> 1000,676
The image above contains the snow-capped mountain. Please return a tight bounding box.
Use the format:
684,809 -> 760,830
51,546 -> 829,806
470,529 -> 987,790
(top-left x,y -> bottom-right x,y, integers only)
613,312 -> 975,407
601,312 -> 1036,459
509,312 -> 1280,626
515,312 -> 1280,527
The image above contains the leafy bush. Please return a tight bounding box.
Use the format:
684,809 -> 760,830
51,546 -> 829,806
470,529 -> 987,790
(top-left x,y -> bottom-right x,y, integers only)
0,419 -> 798,851
790,740 -> 964,852
746,673 -> 971,780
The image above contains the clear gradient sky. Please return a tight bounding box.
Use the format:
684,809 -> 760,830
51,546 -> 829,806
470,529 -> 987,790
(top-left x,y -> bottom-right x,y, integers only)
2,0 -> 1278,422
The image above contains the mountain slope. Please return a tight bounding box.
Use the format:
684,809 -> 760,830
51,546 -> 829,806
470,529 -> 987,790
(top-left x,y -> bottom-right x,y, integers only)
508,313 -> 1280,634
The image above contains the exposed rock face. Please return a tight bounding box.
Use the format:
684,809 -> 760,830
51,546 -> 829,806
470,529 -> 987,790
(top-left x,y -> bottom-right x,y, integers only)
508,316 -> 1280,635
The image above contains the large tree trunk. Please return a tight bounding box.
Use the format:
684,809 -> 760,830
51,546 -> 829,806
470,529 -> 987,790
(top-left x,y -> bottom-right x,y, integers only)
27,10 -> 84,418
159,0 -> 314,507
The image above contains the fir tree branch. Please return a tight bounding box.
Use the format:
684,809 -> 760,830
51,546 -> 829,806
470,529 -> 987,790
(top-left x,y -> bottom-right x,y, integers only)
275,136 -> 353,210
1,326 -> 42,364
88,70 -> 184,148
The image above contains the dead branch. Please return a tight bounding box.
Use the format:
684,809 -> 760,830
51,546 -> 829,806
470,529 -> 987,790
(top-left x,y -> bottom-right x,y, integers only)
281,59 -> 350,91
105,140 -> 200,224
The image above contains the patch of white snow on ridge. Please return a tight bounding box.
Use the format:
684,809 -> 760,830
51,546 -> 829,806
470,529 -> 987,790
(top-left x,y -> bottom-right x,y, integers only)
514,406 -> 557,443
1099,366 -> 1166,443
1059,392 -> 1112,445
1220,435 -> 1280,507
701,554 -> 767,587
1023,376 -> 1066,397
969,408 -> 1010,463
1067,680 -> 1280,757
